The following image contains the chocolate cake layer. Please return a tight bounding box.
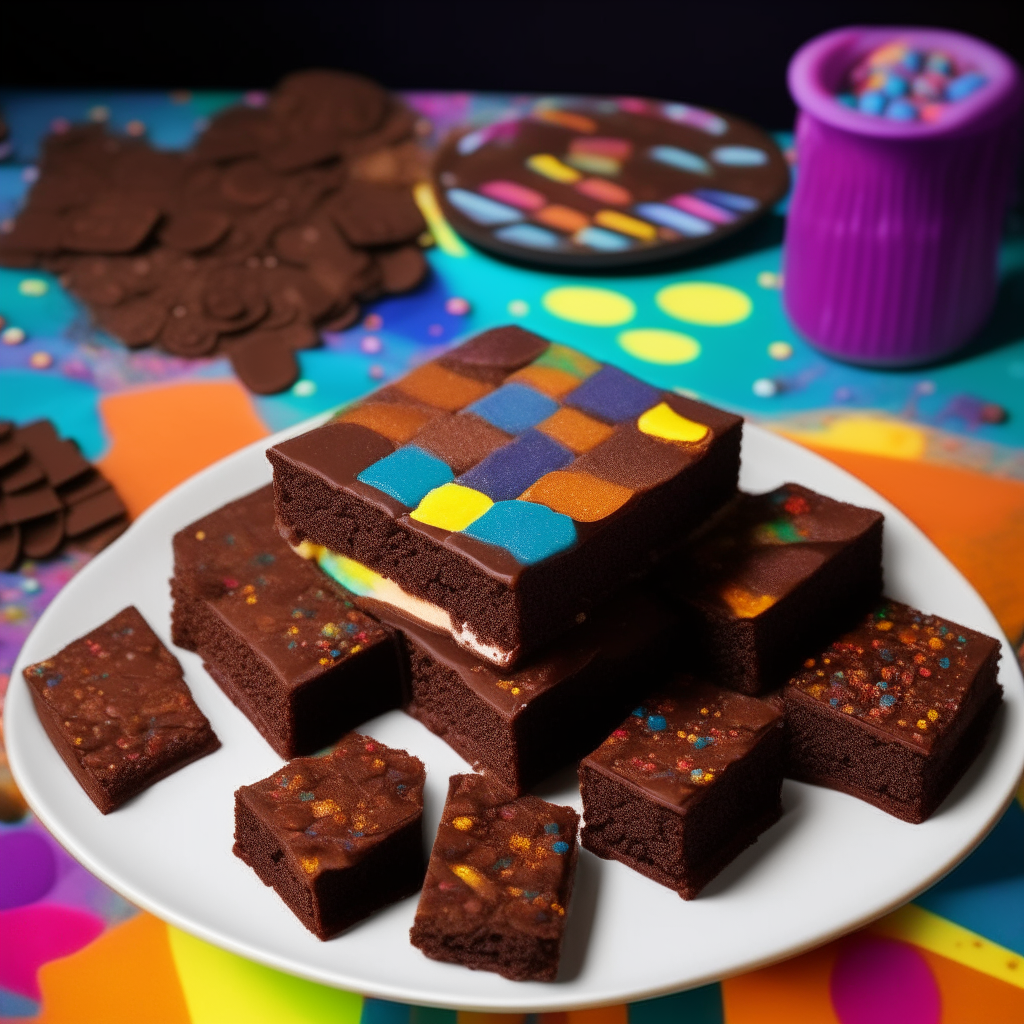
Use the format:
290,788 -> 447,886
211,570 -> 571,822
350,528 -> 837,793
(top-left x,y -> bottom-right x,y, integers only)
234,733 -> 425,939
24,605 -> 220,813
410,773 -> 579,982
784,599 -> 1002,822
365,588 -> 676,794
662,483 -> 883,693
580,677 -> 784,898
171,485 -> 401,758
269,326 -> 742,668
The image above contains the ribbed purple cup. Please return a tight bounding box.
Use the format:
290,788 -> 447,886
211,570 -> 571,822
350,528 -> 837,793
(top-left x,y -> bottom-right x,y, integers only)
784,27 -> 1023,366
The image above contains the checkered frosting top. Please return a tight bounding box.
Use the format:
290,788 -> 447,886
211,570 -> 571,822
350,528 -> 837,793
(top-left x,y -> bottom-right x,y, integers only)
336,326 -> 719,566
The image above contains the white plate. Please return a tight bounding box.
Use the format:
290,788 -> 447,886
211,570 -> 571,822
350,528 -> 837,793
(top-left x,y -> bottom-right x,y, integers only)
6,421 -> 1024,1012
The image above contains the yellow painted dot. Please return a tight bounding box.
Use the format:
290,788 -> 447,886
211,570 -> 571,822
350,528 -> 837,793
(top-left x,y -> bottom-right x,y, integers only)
928,637 -> 944,650
927,709 -> 939,721
509,834 -> 531,852
768,341 -> 793,360
526,153 -> 582,184
452,816 -> 474,831
18,278 -> 48,297
543,286 -> 635,327
411,483 -> 493,531
194,530 -> 206,541
656,282 -> 752,326
637,402 -> 709,443
618,328 -> 701,365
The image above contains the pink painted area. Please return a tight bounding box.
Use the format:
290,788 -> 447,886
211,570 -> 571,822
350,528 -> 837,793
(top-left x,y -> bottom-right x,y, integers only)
575,178 -> 633,206
0,905 -> 105,999
569,137 -> 633,160
479,180 -> 546,211
830,936 -> 941,1024
617,97 -> 651,114
669,193 -> 737,225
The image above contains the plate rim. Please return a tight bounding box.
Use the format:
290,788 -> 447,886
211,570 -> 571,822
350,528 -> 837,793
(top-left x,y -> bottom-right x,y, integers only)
6,417 -> 1023,1012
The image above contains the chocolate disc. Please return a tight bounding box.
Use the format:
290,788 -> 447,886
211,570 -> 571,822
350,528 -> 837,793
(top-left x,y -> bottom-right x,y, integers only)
433,96 -> 789,268
63,201 -> 161,254
161,208 -> 232,252
328,181 -> 425,247
226,332 -> 300,394
22,510 -> 65,559
376,245 -> 428,294
0,523 -> 20,571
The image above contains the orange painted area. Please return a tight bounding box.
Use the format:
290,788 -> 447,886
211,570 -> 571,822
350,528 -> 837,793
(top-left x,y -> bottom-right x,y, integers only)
36,912 -> 189,1024
721,941 -> 841,1024
793,443 -> 1024,644
916,947 -> 1024,1023
97,379 -> 269,518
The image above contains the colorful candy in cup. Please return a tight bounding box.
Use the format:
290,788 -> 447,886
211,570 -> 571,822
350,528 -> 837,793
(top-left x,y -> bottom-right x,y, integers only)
836,40 -> 988,122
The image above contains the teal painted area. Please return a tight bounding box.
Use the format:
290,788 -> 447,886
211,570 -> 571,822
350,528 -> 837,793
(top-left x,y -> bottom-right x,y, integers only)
361,998 -> 411,1024
629,983 -> 724,1024
409,1008 -> 456,1024
0,370 -> 107,459
915,799 -> 1024,955
0,268 -> 80,336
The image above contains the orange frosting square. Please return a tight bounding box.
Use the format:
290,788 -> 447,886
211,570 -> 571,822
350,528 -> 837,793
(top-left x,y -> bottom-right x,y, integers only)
339,402 -> 435,443
508,364 -> 581,398
394,363 -> 493,411
536,407 -> 615,453
521,469 -> 633,522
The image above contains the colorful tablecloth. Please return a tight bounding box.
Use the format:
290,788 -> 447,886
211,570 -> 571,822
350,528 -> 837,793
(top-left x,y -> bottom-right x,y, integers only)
1,88 -> 1022,1024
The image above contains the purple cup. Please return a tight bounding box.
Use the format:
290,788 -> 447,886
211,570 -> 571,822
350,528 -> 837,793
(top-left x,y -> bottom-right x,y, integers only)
783,27 -> 1023,366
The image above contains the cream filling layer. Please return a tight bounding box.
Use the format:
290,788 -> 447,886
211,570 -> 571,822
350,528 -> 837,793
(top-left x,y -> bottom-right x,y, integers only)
292,541 -> 514,668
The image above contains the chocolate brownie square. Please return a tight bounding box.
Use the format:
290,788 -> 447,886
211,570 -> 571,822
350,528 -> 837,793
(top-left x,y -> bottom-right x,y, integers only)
410,773 -> 579,981
171,485 -> 401,758
23,606 -> 220,813
784,599 -> 1002,823
234,732 -> 425,939
661,483 -> 883,693
373,589 -> 675,794
580,678 -> 784,898
268,325 -> 742,669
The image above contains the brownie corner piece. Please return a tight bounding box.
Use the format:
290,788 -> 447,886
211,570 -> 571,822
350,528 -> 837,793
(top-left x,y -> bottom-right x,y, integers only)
784,599 -> 1002,823
233,732 -> 426,939
23,605 -> 220,814
171,484 -> 401,757
580,678 -> 784,898
663,482 -> 883,694
410,772 -> 579,982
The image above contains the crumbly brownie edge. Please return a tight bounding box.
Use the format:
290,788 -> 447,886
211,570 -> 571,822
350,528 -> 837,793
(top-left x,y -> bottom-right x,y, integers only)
580,723 -> 784,898
783,649 -> 1002,823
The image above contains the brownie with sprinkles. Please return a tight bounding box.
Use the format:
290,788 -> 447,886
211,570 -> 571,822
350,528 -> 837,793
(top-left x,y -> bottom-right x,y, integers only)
234,732 -> 425,939
269,325 -> 742,669
661,483 -> 883,694
372,588 -> 676,794
579,678 -> 784,898
784,600 -> 1002,823
171,485 -> 401,758
410,772 -> 579,981
23,606 -> 220,814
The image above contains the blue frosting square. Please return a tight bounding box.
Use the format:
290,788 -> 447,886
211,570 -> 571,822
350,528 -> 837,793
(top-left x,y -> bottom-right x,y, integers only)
356,445 -> 454,507
463,500 -> 577,564
564,365 -> 661,424
465,383 -> 560,435
458,431 -> 574,502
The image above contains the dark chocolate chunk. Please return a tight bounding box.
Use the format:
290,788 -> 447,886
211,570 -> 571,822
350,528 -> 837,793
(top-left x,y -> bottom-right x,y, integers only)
2,483 -> 63,524
0,438 -> 26,471
96,298 -> 168,348
225,332 -> 301,395
219,160 -> 279,208
68,515 -> 129,554
0,523 -> 21,571
64,488 -> 127,538
21,510 -> 65,559
17,420 -> 92,487
161,208 -> 232,252
328,181 -> 425,247
23,606 -> 220,814
2,458 -> 46,493
272,70 -> 389,138
234,733 -> 425,939
63,201 -> 160,253
271,420 -> 396,493
410,773 -> 579,982
784,599 -> 1002,822
376,245 -> 428,294
580,678 -> 784,898
59,470 -> 110,506
443,325 -> 550,373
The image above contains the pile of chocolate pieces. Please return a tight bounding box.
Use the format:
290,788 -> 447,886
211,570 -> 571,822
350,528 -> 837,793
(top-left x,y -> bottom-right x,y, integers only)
0,71 -> 431,394
0,419 -> 128,570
